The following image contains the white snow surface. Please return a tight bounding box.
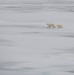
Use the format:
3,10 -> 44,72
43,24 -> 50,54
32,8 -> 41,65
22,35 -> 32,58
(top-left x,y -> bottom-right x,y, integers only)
0,0 -> 74,75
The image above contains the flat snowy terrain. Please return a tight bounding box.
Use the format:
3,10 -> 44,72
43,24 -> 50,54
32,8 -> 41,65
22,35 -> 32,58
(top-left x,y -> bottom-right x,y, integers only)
0,0 -> 74,75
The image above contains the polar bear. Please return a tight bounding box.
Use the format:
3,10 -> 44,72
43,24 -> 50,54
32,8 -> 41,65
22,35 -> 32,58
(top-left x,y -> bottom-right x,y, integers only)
57,25 -> 63,28
47,23 -> 56,28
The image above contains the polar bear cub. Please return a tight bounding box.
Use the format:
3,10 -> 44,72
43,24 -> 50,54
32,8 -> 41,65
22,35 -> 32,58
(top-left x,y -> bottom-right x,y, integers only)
57,25 -> 63,28
47,23 -> 56,28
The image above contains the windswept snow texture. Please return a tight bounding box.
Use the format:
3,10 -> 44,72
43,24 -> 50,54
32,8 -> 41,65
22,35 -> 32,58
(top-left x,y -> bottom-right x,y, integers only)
0,0 -> 74,12
0,0 -> 74,75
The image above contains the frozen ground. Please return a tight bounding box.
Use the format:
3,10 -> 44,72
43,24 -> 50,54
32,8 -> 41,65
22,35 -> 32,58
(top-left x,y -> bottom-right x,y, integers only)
0,0 -> 74,75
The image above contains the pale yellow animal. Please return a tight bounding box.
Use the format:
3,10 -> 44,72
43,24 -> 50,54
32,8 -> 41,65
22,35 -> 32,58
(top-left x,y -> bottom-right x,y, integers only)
57,25 -> 63,28
47,23 -> 56,28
